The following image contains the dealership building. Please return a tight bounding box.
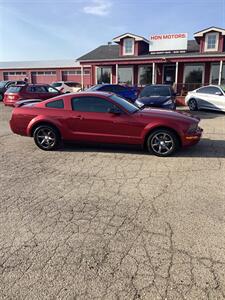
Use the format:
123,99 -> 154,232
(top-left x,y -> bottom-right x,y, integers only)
0,26 -> 225,95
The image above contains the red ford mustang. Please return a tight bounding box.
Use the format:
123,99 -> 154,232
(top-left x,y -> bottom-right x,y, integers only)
10,92 -> 203,156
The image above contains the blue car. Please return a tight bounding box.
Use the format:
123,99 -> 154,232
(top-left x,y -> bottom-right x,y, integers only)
86,84 -> 138,102
135,84 -> 176,110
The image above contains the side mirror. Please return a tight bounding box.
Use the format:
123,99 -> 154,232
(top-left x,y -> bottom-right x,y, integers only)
215,91 -> 223,96
108,106 -> 121,115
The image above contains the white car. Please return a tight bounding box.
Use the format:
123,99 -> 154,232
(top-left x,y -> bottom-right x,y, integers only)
185,85 -> 225,112
51,81 -> 82,93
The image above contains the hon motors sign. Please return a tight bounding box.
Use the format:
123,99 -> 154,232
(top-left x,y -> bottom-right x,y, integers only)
149,33 -> 188,52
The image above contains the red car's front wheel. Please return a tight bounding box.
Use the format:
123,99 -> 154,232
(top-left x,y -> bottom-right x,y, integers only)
147,129 -> 179,157
33,125 -> 61,151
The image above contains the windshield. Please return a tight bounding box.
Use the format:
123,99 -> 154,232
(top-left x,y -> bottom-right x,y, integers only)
140,86 -> 171,97
86,85 -> 101,91
0,81 -> 8,88
110,94 -> 139,113
52,82 -> 62,88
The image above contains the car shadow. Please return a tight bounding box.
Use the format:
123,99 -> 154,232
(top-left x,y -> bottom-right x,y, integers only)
60,138 -> 225,158
177,108 -> 225,120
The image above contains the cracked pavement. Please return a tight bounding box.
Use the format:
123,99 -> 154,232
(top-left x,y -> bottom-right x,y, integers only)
0,103 -> 225,299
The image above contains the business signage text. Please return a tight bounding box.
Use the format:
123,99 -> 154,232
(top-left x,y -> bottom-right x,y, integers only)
149,33 -> 188,52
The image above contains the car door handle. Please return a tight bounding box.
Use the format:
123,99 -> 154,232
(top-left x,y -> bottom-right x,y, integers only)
73,115 -> 84,120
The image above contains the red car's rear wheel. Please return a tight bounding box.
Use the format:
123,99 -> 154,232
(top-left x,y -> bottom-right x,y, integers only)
147,129 -> 179,157
34,125 -> 60,151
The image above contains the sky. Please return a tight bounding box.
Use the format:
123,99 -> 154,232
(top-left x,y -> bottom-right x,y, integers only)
0,0 -> 224,62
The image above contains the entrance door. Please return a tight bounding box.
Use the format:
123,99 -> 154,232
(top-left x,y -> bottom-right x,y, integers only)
163,65 -> 176,85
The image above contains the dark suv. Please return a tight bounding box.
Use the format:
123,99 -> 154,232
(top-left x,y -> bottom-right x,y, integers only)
3,84 -> 61,106
135,84 -> 176,110
0,80 -> 26,101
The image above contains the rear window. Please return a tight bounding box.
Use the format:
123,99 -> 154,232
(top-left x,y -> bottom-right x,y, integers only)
140,86 -> 171,97
46,99 -> 64,108
7,86 -> 22,93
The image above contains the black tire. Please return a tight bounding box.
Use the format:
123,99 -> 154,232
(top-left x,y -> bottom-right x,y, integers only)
0,93 -> 3,101
33,125 -> 61,151
188,98 -> 198,111
147,129 -> 179,157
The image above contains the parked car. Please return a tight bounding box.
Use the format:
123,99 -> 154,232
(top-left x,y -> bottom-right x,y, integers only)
10,92 -> 202,157
3,84 -> 61,106
86,84 -> 138,102
51,81 -> 82,93
135,84 -> 176,110
185,85 -> 225,112
0,80 -> 26,101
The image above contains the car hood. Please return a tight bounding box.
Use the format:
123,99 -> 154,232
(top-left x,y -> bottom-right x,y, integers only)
136,107 -> 200,123
137,95 -> 171,104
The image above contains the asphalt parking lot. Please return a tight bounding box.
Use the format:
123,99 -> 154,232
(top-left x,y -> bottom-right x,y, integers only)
0,103 -> 225,300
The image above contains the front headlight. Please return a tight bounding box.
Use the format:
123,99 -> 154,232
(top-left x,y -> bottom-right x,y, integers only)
187,123 -> 198,133
163,99 -> 173,105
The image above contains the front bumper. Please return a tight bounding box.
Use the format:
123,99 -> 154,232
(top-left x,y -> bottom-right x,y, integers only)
135,101 -> 176,110
183,127 -> 203,146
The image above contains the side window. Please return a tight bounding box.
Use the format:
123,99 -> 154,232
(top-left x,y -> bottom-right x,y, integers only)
71,96 -> 116,113
208,87 -> 222,95
197,87 -> 221,94
46,100 -> 64,108
197,87 -> 211,94
27,86 -> 36,93
36,86 -> 47,93
45,86 -> 59,93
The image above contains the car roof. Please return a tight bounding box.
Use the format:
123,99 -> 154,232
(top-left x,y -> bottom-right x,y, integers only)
197,85 -> 221,89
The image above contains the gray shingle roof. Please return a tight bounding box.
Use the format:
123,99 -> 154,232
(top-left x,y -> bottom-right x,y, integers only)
77,45 -> 119,61
77,40 -> 202,61
0,59 -> 81,69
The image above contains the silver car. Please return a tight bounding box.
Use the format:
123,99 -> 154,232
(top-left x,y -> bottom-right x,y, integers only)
185,85 -> 225,112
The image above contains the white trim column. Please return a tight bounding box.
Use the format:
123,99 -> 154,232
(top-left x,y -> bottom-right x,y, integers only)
95,66 -> 98,85
152,62 -> 155,84
218,60 -> 223,85
81,65 -> 84,90
115,64 -> 118,84
175,61 -> 179,92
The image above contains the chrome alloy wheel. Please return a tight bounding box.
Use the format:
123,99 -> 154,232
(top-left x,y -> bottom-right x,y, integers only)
150,132 -> 174,155
36,128 -> 56,150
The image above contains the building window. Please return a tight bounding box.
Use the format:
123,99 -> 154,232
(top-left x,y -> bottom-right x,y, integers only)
183,64 -> 204,91
138,65 -> 152,86
62,70 -> 81,75
123,38 -> 134,55
32,71 -> 56,76
84,70 -> 90,75
118,66 -> 133,85
205,33 -> 219,51
4,72 -> 26,76
97,67 -> 111,84
210,63 -> 220,84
